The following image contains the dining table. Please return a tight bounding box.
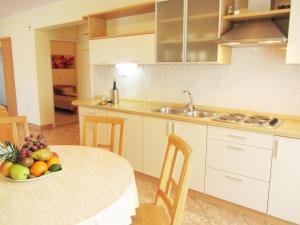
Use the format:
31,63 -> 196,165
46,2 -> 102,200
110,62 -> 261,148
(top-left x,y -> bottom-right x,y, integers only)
0,145 -> 139,225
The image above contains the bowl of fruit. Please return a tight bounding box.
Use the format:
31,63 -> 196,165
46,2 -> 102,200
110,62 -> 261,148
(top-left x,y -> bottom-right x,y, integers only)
0,134 -> 62,182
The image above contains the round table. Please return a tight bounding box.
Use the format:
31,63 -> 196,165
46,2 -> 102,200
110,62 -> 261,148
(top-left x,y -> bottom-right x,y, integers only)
0,145 -> 139,225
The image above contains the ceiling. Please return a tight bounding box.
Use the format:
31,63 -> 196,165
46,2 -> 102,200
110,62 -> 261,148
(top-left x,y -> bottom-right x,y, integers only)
0,0 -> 63,18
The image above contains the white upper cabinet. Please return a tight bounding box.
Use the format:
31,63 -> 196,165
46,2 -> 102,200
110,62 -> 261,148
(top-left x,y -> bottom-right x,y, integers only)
268,136 -> 300,224
89,38 -> 119,65
286,0 -> 300,64
118,34 -> 155,64
89,34 -> 155,65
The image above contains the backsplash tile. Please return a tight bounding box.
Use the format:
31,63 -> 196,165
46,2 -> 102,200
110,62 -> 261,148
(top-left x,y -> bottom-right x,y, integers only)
93,47 -> 300,116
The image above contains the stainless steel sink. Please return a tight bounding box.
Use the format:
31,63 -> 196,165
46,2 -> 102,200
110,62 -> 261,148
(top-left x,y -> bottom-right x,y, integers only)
184,110 -> 218,118
151,107 -> 188,115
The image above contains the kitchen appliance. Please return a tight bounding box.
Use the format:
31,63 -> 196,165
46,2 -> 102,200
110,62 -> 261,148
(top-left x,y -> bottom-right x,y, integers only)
213,113 -> 282,129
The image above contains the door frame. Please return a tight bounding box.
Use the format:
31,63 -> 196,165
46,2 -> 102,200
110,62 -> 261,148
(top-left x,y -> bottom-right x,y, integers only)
0,37 -> 18,116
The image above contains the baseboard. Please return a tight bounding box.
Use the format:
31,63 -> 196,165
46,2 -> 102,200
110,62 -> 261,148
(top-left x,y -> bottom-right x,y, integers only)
29,123 -> 54,131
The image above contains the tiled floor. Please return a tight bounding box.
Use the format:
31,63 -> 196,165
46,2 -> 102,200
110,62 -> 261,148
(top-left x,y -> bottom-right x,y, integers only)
29,123 -> 284,225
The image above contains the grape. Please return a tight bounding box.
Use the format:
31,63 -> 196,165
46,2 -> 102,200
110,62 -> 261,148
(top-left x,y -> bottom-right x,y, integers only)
32,146 -> 38,151
30,134 -> 34,138
26,151 -> 32,157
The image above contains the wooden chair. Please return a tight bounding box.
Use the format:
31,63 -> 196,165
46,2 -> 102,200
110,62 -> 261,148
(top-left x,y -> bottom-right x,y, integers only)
0,116 -> 29,146
83,115 -> 125,156
132,134 -> 193,225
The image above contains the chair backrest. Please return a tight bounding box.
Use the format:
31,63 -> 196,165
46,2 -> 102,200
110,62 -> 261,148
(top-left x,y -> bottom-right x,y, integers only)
155,134 -> 192,225
83,115 -> 125,156
0,116 -> 29,146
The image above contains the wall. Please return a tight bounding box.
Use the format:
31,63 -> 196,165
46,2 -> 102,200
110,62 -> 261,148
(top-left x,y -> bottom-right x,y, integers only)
93,46 -> 300,116
0,47 -> 6,106
0,0 -> 150,125
51,40 -> 76,86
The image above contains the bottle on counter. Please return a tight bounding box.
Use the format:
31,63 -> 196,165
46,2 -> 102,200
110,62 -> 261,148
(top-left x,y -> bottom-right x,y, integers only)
111,79 -> 119,104
228,1 -> 234,15
234,0 -> 240,15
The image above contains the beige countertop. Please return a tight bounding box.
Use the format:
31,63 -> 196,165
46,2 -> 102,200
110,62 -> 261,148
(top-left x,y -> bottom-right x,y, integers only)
73,99 -> 300,139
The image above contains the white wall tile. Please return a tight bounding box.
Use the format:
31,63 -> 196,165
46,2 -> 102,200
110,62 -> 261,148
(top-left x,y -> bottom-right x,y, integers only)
93,47 -> 300,116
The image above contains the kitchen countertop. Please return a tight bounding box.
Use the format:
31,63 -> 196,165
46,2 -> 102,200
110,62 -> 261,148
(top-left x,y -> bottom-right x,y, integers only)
73,99 -> 300,139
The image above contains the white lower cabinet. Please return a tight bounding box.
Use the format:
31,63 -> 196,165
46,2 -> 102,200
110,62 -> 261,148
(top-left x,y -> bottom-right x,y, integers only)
205,126 -> 273,213
79,107 -> 108,145
268,137 -> 300,224
173,121 -> 207,192
206,168 -> 269,212
142,117 -> 170,178
108,111 -> 143,172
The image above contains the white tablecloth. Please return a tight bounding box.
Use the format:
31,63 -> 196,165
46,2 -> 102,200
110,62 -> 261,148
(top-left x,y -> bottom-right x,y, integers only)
0,145 -> 139,225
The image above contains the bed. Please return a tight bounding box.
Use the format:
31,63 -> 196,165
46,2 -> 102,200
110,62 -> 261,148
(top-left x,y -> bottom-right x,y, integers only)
53,85 -> 77,112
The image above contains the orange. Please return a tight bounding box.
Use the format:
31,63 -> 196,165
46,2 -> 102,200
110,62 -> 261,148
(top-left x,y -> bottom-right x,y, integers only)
30,161 -> 48,177
47,156 -> 60,168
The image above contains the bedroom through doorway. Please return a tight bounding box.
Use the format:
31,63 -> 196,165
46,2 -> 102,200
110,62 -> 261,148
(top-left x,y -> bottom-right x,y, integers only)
51,40 -> 79,126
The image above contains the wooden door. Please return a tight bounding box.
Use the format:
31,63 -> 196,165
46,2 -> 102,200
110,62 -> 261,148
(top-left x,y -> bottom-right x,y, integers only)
0,38 -> 18,116
268,136 -> 300,224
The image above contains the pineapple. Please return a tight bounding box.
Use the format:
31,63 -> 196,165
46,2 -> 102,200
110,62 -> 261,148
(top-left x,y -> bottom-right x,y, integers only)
0,141 -> 20,163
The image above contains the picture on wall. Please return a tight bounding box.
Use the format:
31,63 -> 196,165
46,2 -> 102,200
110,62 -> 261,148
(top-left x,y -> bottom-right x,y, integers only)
51,55 -> 75,69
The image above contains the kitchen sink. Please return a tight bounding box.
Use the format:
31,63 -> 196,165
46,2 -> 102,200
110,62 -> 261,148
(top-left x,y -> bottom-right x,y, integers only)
184,110 -> 218,118
151,107 -> 188,115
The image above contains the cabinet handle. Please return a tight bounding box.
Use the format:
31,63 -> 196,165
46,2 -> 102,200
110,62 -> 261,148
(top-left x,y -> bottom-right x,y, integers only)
273,139 -> 279,159
225,175 -> 244,182
227,134 -> 246,140
226,145 -> 246,151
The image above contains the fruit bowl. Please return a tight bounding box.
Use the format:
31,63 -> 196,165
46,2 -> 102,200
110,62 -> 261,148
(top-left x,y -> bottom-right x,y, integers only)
0,134 -> 62,181
0,169 -> 61,182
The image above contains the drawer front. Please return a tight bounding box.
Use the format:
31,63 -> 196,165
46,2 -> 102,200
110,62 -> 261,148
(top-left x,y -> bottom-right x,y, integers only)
205,168 -> 269,213
207,139 -> 272,181
208,126 -> 274,149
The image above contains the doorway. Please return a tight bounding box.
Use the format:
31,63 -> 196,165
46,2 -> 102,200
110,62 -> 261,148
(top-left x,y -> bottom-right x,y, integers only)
51,40 -> 79,126
0,38 -> 18,116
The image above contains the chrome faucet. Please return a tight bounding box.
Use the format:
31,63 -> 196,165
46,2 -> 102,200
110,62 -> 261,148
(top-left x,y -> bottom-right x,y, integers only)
183,90 -> 195,112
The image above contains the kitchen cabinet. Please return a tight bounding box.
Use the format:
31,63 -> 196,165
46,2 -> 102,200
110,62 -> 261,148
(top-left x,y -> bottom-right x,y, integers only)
286,0 -> 300,64
78,107 -> 108,145
186,0 -> 220,62
206,168 -> 270,213
156,0 -> 231,63
142,117 -> 170,178
205,126 -> 273,212
108,111 -> 143,172
89,38 -> 119,65
89,34 -> 155,65
268,137 -> 300,224
118,34 -> 155,64
172,121 -> 207,192
156,0 -> 184,62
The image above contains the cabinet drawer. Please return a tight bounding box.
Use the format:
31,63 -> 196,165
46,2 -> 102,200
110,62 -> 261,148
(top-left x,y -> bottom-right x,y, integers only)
208,126 -> 274,149
205,168 -> 269,213
207,140 -> 272,181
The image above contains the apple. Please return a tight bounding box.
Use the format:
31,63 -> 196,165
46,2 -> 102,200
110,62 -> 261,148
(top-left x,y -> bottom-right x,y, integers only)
10,164 -> 30,180
52,152 -> 59,158
20,157 -> 34,168
0,161 -> 14,177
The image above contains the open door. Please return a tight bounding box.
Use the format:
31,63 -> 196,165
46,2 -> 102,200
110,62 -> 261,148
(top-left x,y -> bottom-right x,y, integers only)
0,37 -> 18,116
